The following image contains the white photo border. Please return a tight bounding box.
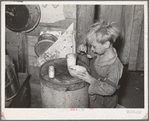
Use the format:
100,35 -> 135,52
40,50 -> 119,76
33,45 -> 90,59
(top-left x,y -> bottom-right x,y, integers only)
1,1 -> 148,120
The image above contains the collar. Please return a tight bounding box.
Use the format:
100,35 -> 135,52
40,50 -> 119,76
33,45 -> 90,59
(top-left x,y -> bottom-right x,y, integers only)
97,48 -> 118,66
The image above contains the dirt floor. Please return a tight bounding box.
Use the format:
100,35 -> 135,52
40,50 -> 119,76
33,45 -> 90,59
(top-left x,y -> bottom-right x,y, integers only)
30,65 -> 144,108
117,65 -> 144,108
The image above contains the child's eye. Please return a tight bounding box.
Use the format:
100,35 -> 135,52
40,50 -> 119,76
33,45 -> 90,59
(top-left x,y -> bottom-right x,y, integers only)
92,46 -> 95,49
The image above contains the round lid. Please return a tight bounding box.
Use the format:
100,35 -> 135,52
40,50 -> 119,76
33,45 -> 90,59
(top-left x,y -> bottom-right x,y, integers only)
38,33 -> 58,42
40,58 -> 88,91
34,33 -> 57,56
6,5 -> 40,32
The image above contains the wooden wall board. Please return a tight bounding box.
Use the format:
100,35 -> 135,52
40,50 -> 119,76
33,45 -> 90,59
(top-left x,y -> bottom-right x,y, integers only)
27,36 -> 38,68
48,19 -> 76,31
99,5 -> 111,22
5,32 -> 19,43
30,75 -> 40,85
76,5 -> 95,46
120,5 -> 135,64
27,36 -> 38,47
28,66 -> 40,77
27,24 -> 66,36
6,32 -> 28,72
28,56 -> 38,66
27,36 -> 38,57
99,5 -> 122,30
108,5 -> 122,30
22,33 -> 28,73
17,33 -> 26,72
6,43 -> 18,53
28,47 -> 37,57
136,19 -> 144,71
128,5 -> 144,71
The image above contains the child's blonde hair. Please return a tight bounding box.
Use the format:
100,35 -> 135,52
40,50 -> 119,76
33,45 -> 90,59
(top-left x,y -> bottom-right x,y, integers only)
85,21 -> 120,45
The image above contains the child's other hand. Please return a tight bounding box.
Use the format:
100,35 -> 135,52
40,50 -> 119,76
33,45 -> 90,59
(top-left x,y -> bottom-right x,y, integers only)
74,66 -> 93,84
68,65 -> 92,84
77,44 -> 87,53
68,66 -> 78,78
77,71 -> 93,84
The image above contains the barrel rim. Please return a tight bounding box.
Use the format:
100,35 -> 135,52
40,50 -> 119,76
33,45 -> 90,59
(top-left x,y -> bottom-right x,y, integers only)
39,58 -> 88,91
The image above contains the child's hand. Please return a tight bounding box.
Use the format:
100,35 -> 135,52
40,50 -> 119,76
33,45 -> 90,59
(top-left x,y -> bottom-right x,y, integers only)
68,66 -> 78,78
77,44 -> 87,54
68,65 -> 92,84
77,70 -> 93,84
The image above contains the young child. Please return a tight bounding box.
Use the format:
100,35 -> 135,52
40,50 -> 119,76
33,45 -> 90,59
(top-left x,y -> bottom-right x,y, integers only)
71,21 -> 123,108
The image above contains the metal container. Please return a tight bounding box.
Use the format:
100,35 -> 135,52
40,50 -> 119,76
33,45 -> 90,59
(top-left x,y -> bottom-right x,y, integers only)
48,66 -> 55,78
34,33 -> 57,56
40,58 -> 89,108
5,55 -> 20,101
6,5 -> 41,32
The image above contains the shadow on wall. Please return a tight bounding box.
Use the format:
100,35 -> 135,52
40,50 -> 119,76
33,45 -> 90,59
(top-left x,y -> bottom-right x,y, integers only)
113,35 -> 124,58
94,5 -> 100,21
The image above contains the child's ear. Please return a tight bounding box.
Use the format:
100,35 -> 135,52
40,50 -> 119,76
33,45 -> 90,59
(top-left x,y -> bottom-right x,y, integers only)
104,41 -> 110,48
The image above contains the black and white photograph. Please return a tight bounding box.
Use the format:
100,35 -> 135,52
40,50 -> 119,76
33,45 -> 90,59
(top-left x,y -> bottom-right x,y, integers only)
1,1 -> 148,120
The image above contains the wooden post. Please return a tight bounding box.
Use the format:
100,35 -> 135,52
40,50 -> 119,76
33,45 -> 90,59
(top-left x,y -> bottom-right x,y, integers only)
23,33 -> 29,73
76,5 -> 95,46
128,5 -> 144,71
120,5 -> 135,64
17,32 -> 28,73
136,19 -> 144,71
99,5 -> 122,30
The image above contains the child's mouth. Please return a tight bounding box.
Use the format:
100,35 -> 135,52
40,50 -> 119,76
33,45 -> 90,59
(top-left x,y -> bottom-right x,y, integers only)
94,52 -> 98,54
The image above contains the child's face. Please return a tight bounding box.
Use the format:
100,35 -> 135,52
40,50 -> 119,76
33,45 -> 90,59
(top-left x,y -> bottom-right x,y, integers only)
90,40 -> 106,55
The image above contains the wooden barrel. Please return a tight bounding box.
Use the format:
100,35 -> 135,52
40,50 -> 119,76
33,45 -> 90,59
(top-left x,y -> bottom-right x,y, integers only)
40,58 -> 89,108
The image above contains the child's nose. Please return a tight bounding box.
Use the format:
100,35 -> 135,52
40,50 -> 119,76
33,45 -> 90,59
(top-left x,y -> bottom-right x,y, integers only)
91,46 -> 94,51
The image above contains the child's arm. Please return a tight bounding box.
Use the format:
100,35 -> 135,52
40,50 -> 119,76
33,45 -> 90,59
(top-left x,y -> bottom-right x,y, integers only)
88,78 -> 118,96
89,63 -> 123,96
77,63 -> 123,96
77,44 -> 90,70
77,71 -> 116,95
77,54 -> 90,67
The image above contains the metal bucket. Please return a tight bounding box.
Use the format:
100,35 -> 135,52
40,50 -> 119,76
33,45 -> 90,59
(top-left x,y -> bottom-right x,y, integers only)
34,33 -> 57,56
5,55 -> 20,102
40,58 -> 89,108
5,64 -> 20,101
6,5 -> 41,32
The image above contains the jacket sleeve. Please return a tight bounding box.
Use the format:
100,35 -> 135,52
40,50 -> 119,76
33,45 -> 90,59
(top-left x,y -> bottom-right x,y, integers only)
88,63 -> 123,96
